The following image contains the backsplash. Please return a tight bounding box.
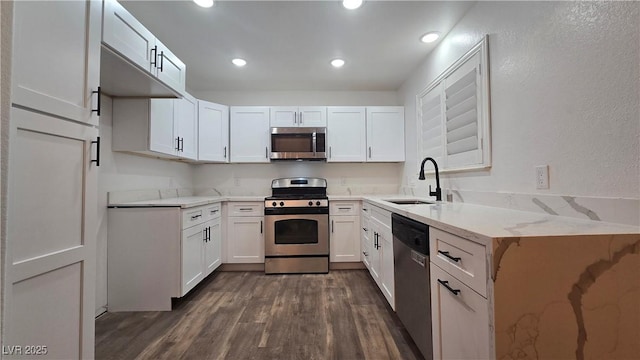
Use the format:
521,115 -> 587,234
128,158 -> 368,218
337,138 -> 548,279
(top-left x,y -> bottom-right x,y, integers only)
193,162 -> 403,197
401,186 -> 640,226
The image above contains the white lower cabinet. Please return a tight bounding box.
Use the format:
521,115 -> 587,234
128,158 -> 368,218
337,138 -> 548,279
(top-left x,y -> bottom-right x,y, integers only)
330,201 -> 361,262
360,207 -> 371,270
429,227 -> 490,360
226,202 -> 265,263
363,201 -> 394,309
107,203 -> 222,311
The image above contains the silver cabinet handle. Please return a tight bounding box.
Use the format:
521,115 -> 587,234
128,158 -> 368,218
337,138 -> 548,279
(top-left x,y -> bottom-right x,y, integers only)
329,146 -> 332,158
239,208 -> 252,211
338,207 -> 351,210
191,214 -> 201,220
362,227 -> 368,232
260,220 -> 263,234
331,220 -> 334,233
300,112 -> 303,124
223,146 -> 227,158
265,147 -> 268,159
294,112 -> 297,124
210,209 -> 219,214
368,146 -> 372,158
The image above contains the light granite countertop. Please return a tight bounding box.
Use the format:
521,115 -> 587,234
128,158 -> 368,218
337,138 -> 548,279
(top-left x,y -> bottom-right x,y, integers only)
109,194 -> 639,244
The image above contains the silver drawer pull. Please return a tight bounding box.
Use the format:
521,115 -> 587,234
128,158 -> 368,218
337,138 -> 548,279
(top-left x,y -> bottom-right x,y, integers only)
338,207 -> 351,210
190,214 -> 202,220
239,208 -> 253,211
210,209 -> 219,214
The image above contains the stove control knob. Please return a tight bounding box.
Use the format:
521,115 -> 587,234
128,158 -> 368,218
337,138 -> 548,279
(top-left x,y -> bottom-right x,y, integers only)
280,202 -> 285,207
308,201 -> 313,206
272,202 -> 277,207
316,201 -> 321,206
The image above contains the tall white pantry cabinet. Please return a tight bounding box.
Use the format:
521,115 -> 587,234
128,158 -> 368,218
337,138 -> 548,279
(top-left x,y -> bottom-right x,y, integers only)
5,1 -> 101,359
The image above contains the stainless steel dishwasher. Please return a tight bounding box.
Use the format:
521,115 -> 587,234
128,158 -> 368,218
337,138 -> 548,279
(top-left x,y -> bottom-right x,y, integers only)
392,213 -> 432,360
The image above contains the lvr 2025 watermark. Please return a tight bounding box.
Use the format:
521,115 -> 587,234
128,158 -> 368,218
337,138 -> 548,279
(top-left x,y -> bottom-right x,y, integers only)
2,345 -> 48,356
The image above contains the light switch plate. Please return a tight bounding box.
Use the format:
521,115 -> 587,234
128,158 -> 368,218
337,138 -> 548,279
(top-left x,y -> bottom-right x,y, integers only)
536,165 -> 549,189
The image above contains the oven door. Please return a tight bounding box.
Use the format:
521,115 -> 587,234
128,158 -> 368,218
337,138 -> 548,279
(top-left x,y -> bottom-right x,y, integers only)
264,213 -> 329,256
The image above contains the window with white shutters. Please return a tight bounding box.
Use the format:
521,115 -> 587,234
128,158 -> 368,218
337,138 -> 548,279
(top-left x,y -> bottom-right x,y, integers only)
417,36 -> 490,172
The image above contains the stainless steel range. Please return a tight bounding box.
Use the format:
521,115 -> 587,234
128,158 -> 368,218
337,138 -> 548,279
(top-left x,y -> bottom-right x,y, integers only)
264,177 -> 329,274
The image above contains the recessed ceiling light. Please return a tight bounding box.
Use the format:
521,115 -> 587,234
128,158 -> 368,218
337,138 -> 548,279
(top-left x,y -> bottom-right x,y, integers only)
420,32 -> 440,43
343,0 -> 363,10
193,0 -> 214,8
331,59 -> 345,68
232,58 -> 247,67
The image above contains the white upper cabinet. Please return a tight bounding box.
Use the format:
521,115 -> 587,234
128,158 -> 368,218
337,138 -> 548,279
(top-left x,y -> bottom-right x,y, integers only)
11,0 -> 102,125
327,107 -> 367,162
102,0 -> 154,72
230,107 -> 271,163
112,95 -> 198,160
174,94 -> 198,160
101,0 -> 186,97
154,38 -> 187,95
198,100 -> 229,162
366,106 -> 405,162
270,107 -> 327,127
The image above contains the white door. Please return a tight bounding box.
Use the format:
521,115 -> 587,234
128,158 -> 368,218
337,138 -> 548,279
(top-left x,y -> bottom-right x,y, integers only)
330,216 -> 361,262
298,107 -> 327,127
102,0 -> 154,74
198,100 -> 229,162
230,107 -> 270,163
175,94 -> 198,160
5,108 -> 98,359
181,224 -> 205,296
379,226 -> 395,309
226,217 -> 264,263
154,38 -> 186,95
149,99 -> 177,156
366,106 -> 405,162
12,0 -> 101,125
204,218 -> 222,275
327,107 -> 366,162
430,264 -> 490,360
369,220 -> 382,285
270,106 -> 298,127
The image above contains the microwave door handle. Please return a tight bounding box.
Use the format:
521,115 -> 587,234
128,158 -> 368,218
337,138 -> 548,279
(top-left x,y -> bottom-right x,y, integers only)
312,131 -> 317,157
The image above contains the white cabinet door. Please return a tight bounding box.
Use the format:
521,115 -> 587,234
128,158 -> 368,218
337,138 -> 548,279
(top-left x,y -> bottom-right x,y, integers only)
327,107 -> 366,162
330,215 -> 361,262
270,107 -> 327,127
102,0 -> 154,73
230,107 -> 270,163
369,219 -> 382,285
12,0 -> 101,125
366,106 -> 405,162
379,224 -> 395,309
270,106 -> 298,127
299,107 -> 327,127
226,216 -> 264,263
154,38 -> 186,95
430,264 -> 490,360
175,94 -> 198,160
204,218 -> 222,275
5,108 -> 98,359
181,224 -> 205,296
149,99 -> 177,156
361,215 -> 371,269
198,100 -> 229,162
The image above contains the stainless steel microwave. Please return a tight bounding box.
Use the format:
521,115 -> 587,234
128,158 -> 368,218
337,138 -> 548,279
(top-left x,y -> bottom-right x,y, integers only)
270,127 -> 326,160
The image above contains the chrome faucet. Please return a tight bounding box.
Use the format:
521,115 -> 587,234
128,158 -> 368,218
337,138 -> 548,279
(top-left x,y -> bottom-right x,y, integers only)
418,157 -> 442,202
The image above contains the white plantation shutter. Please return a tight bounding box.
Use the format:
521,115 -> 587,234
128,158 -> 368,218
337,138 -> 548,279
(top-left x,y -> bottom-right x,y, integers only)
419,83 -> 444,165
416,36 -> 490,172
444,52 -> 482,167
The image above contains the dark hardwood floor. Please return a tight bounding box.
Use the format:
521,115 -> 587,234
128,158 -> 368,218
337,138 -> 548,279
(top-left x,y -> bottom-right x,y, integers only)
96,270 -> 424,360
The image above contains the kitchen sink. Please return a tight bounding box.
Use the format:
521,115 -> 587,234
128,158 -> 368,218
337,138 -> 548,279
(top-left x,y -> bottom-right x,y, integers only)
383,199 -> 434,205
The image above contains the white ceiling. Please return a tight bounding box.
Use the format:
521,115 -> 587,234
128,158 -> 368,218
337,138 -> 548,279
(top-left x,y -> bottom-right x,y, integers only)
121,0 -> 475,92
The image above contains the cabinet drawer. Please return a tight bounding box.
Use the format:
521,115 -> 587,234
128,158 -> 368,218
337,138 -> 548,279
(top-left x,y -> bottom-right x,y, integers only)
361,202 -> 371,217
430,228 -> 487,297
370,205 -> 391,229
203,203 -> 222,221
330,201 -> 359,216
182,207 -> 206,229
228,202 -> 263,217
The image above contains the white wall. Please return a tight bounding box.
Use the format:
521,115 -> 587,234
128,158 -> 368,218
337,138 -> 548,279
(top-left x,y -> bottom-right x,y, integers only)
399,2 -> 639,204
0,0 -> 11,338
96,95 -> 194,315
